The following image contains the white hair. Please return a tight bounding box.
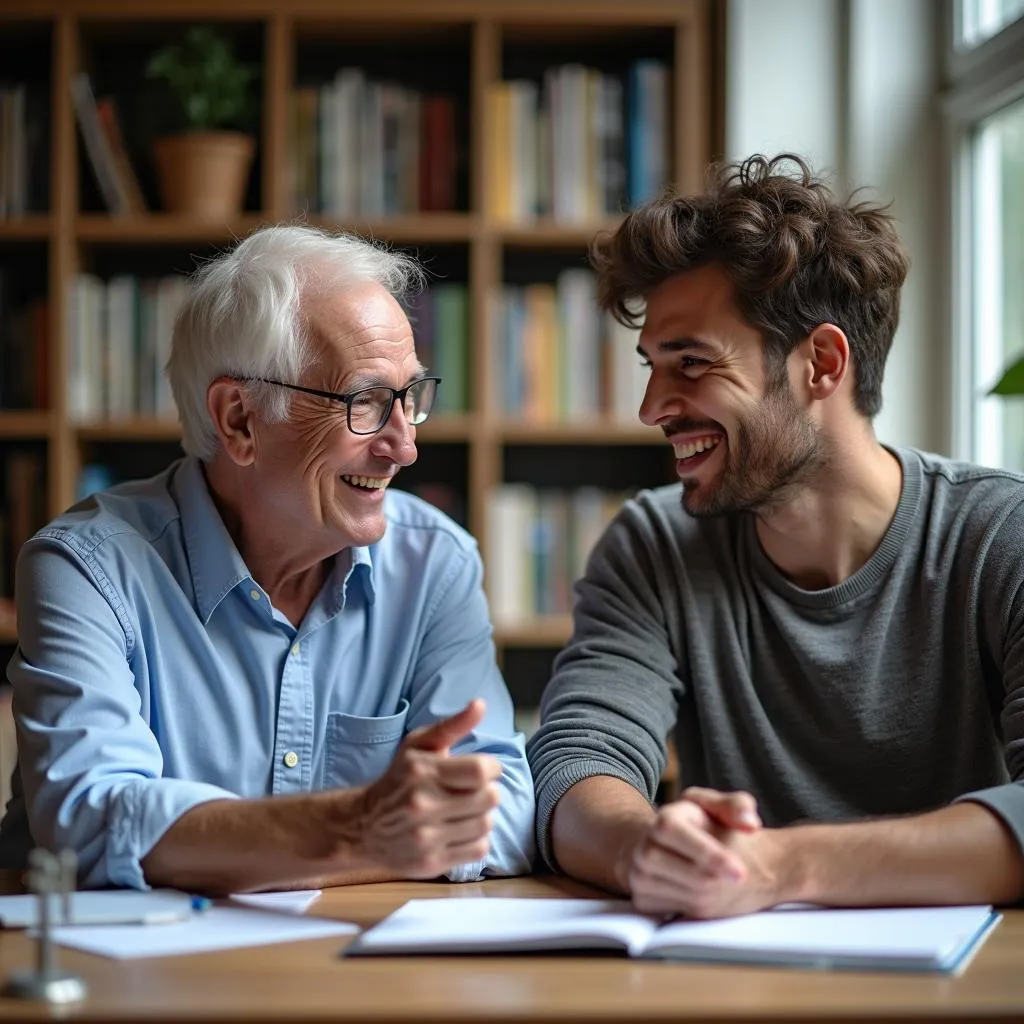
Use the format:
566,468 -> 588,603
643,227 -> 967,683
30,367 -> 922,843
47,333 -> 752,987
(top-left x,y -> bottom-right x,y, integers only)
167,223 -> 425,461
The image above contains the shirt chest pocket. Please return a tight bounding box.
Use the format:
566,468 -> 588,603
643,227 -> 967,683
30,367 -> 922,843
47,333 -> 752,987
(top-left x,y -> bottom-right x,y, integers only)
322,699 -> 410,789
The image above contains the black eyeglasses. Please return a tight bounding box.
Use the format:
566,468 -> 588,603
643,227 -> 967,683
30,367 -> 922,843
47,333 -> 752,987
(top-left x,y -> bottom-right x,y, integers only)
248,376 -> 441,435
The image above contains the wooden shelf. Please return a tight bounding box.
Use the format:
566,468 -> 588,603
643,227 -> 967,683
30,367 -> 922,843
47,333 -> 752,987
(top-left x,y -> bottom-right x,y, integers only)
0,410 -> 53,439
75,418 -> 181,442
415,415 -> 473,441
76,214 -> 267,244
305,214 -> 479,244
495,616 -> 573,647
1,0 -> 712,680
0,216 -> 51,242
497,421 -> 664,445
497,219 -> 623,249
0,599 -> 16,644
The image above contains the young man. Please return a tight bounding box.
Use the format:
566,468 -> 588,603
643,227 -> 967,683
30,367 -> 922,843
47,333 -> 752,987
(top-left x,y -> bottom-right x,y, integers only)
0,225 -> 534,892
528,154 -> 1024,918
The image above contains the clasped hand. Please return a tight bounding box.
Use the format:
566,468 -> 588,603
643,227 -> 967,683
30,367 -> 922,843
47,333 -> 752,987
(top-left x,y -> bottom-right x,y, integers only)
625,786 -> 781,919
355,698 -> 501,879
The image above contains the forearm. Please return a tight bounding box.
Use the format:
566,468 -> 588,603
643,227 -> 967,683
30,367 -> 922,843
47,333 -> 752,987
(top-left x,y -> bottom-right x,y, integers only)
142,788 -> 402,895
776,801 -> 1024,907
550,776 -> 657,894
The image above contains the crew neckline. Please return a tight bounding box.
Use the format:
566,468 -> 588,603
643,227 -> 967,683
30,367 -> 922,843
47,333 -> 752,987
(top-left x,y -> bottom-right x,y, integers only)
743,446 -> 922,610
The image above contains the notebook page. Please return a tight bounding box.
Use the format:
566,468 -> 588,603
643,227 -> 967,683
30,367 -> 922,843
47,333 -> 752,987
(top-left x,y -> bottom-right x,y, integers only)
645,904 -> 997,970
350,897 -> 660,955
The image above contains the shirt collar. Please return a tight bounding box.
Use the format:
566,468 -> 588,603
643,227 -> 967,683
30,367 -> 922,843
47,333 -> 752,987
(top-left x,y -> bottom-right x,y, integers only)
172,457 -> 252,624
172,456 -> 379,621
348,544 -> 376,604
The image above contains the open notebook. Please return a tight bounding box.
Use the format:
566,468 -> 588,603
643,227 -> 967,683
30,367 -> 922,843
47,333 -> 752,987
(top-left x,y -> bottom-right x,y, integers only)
346,897 -> 1000,974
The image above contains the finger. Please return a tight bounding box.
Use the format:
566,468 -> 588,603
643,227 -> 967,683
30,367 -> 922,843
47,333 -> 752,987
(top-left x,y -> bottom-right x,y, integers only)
438,811 -> 492,847
650,814 -> 745,880
633,842 -> 718,889
435,753 -> 502,791
443,834 -> 492,867
681,787 -> 761,831
407,782 -> 499,825
439,784 -> 500,823
404,699 -> 486,754
630,862 -> 703,908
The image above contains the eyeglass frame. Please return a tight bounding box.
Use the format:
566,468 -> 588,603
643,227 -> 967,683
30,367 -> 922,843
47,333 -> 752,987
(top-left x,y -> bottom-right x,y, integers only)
244,375 -> 442,435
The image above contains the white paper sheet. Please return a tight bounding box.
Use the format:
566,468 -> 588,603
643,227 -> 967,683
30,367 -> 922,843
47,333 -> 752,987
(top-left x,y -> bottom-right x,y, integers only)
229,889 -> 322,914
49,902 -> 357,959
0,889 -> 193,928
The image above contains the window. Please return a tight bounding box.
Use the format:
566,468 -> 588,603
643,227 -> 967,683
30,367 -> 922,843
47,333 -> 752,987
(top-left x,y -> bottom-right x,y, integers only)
958,0 -> 1024,47
969,97 -> 1024,469
947,2 -> 1024,468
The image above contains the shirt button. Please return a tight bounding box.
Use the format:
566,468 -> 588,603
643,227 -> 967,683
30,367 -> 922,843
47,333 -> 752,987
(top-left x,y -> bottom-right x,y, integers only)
291,642 -> 301,655
283,751 -> 299,769
250,589 -> 260,601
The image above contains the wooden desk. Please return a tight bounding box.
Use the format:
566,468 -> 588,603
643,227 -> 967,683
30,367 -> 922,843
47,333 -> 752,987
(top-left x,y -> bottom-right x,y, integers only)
0,876 -> 1021,1023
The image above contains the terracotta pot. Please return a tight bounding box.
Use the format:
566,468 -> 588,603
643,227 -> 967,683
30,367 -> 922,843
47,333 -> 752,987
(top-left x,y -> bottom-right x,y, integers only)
152,131 -> 255,219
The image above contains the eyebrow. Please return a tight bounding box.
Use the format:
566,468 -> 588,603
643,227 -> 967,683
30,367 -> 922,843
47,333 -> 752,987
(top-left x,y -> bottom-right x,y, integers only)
341,365 -> 430,392
636,336 -> 719,359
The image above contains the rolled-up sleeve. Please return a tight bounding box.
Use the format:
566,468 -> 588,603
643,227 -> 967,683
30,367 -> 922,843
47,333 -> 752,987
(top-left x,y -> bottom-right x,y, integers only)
11,534 -> 236,889
403,542 -> 535,881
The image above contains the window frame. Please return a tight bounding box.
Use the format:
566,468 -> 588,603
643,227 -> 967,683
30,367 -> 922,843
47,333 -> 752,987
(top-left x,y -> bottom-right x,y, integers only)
943,0 -> 1024,461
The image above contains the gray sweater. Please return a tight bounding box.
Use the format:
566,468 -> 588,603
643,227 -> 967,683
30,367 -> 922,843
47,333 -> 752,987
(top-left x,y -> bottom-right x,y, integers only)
527,447 -> 1024,871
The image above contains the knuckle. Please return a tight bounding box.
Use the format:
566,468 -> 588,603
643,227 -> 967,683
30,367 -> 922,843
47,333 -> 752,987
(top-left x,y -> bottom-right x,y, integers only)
407,792 -> 433,818
653,812 -> 680,838
410,824 -> 435,852
405,758 -> 431,785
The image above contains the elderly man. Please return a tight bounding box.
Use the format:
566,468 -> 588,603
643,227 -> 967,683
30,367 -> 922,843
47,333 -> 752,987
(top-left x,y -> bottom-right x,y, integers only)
0,224 -> 534,892
527,154 -> 1024,918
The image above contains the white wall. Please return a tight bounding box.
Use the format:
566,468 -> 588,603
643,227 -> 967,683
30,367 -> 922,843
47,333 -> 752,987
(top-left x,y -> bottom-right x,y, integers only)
726,0 -> 943,452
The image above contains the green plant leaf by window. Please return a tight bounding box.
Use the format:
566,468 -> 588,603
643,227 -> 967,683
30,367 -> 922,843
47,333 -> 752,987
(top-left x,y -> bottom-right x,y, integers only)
146,26 -> 258,133
989,353 -> 1024,395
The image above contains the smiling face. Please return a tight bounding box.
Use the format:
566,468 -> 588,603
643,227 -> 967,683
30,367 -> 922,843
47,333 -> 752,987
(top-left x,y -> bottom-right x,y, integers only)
638,264 -> 825,518
251,279 -> 423,549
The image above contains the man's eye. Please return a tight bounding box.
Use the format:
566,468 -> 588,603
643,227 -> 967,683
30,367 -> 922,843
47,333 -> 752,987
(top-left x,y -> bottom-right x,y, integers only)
681,357 -> 707,373
638,358 -> 653,369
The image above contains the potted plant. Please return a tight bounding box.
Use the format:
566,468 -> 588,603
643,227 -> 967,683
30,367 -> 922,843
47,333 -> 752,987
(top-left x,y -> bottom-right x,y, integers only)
146,26 -> 259,220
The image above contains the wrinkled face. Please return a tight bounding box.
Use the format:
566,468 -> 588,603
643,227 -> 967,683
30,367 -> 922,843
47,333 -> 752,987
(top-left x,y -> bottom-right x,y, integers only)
253,280 -> 422,549
638,265 -> 824,518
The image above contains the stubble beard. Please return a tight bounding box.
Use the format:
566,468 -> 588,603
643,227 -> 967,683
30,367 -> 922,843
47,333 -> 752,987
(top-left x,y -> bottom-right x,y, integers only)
682,380 -> 827,519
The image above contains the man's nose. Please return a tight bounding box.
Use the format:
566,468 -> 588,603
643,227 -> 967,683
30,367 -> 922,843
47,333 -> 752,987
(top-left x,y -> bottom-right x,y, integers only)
370,400 -> 418,466
639,372 -> 687,427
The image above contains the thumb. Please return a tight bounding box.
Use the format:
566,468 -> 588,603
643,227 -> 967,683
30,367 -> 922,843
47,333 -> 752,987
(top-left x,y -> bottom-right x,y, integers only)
682,787 -> 762,831
404,699 -> 486,754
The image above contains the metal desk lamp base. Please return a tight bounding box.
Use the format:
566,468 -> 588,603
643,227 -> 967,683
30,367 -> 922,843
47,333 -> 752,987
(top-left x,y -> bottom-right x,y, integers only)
1,970 -> 87,1004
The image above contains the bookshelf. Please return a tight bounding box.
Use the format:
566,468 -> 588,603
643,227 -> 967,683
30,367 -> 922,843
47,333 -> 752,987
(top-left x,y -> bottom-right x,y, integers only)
0,0 -> 714,714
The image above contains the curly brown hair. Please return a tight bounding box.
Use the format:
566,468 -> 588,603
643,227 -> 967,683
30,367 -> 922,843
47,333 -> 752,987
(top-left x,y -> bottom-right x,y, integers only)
591,153 -> 910,418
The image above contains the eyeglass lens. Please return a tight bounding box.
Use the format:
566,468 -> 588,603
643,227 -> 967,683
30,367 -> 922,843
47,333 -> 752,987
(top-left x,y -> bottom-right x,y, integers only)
349,378 -> 437,433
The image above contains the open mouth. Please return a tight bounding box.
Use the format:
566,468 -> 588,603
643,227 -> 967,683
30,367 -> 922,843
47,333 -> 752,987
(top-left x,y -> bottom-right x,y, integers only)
672,435 -> 723,473
340,474 -> 391,493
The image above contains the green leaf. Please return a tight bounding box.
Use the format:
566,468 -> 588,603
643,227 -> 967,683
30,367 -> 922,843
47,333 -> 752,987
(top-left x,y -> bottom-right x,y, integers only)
989,354 -> 1024,396
144,24 -> 258,132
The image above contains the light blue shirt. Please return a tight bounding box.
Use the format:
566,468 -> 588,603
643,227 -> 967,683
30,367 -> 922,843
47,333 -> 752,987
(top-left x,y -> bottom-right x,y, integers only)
0,457 -> 535,888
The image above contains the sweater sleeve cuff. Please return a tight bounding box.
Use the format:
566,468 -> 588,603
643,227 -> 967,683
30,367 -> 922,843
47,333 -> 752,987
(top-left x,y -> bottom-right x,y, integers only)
955,783 -> 1024,855
535,759 -> 648,873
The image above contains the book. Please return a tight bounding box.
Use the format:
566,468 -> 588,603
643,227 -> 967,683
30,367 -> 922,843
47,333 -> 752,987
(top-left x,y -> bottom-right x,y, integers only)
346,897 -> 1001,974
70,72 -> 129,215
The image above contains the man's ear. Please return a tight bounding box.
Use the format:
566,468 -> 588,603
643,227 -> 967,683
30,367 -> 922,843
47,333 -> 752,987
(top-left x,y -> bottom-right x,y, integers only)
206,377 -> 257,466
802,323 -> 849,401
